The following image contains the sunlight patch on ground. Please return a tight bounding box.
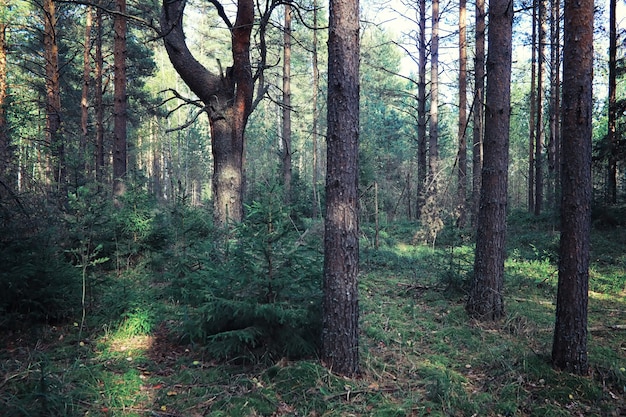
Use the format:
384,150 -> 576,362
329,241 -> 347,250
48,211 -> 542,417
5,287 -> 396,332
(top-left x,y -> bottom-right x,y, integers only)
108,335 -> 155,353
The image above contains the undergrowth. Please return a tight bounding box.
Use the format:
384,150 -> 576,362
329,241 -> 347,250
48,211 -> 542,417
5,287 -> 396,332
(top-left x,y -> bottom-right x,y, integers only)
0,207 -> 624,416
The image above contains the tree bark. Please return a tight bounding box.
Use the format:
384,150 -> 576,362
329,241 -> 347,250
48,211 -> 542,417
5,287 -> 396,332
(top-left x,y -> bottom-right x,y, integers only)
547,0 -> 560,211
95,6 -> 105,183
80,6 -> 92,178
312,0 -> 320,218
528,1 -> 537,213
282,3 -> 292,205
457,0 -> 467,228
0,6 -> 9,182
44,0 -> 64,191
113,0 -> 127,200
322,0 -> 360,377
466,0 -> 513,321
607,0 -> 617,204
472,0 -> 485,226
416,0 -> 427,215
552,0 -> 593,375
161,0 -> 253,226
534,0 -> 547,215
428,0 -> 439,197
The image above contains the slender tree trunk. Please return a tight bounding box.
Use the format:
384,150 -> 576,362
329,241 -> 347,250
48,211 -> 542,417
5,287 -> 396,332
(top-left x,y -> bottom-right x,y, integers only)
535,0 -> 547,215
457,0 -> 468,228
528,2 -> 537,213
466,0 -> 513,321
416,0 -> 427,214
95,6 -> 105,183
44,0 -> 64,193
322,0 -> 360,377
472,0 -> 485,226
0,9 -> 9,182
312,0 -> 320,218
161,0 -> 253,226
552,0 -> 593,375
548,0 -> 560,211
80,7 -> 92,178
607,0 -> 617,204
113,0 -> 127,200
282,3 -> 292,205
428,0 -> 439,197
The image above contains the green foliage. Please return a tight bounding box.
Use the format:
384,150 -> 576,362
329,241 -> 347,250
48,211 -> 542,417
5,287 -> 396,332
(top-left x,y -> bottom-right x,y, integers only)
168,186 -> 323,362
0,195 -> 81,329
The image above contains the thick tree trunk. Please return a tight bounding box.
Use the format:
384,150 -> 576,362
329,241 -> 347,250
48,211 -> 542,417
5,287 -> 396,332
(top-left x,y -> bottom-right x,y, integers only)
161,0 -> 253,226
322,0 -> 360,377
282,4 -> 292,205
552,0 -> 593,375
472,0 -> 485,226
466,0 -> 513,321
113,0 -> 127,200
457,0 -> 467,228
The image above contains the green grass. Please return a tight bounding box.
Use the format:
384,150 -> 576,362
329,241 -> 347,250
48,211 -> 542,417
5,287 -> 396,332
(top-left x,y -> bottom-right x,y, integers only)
1,214 -> 625,416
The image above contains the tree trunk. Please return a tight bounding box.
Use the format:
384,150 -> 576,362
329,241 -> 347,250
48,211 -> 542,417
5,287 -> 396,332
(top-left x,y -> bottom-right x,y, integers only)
416,0 -> 427,215
43,0 -> 64,192
0,8 -> 9,182
466,0 -> 513,321
472,0 -> 485,226
607,0 -> 617,204
457,0 -> 467,228
534,0 -> 547,215
428,0 -> 439,197
312,0 -> 320,218
282,3 -> 292,205
322,0 -> 360,377
161,0 -> 253,226
113,0 -> 127,200
528,1 -> 537,213
95,6 -> 105,183
547,0 -> 560,211
552,0 -> 593,375
80,6 -> 92,178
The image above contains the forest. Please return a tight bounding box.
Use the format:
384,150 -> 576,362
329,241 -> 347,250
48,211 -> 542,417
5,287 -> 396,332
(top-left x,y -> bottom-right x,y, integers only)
0,0 -> 625,415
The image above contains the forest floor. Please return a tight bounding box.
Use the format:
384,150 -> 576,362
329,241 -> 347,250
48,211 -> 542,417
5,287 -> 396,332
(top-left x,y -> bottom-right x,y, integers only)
1,213 -> 625,416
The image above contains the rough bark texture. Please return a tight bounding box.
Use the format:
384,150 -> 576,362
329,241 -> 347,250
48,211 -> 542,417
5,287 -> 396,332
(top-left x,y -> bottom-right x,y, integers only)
472,0 -> 485,225
161,0 -> 253,226
551,0 -> 593,375
466,0 -> 512,321
322,0 -> 360,377
113,0 -> 127,199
